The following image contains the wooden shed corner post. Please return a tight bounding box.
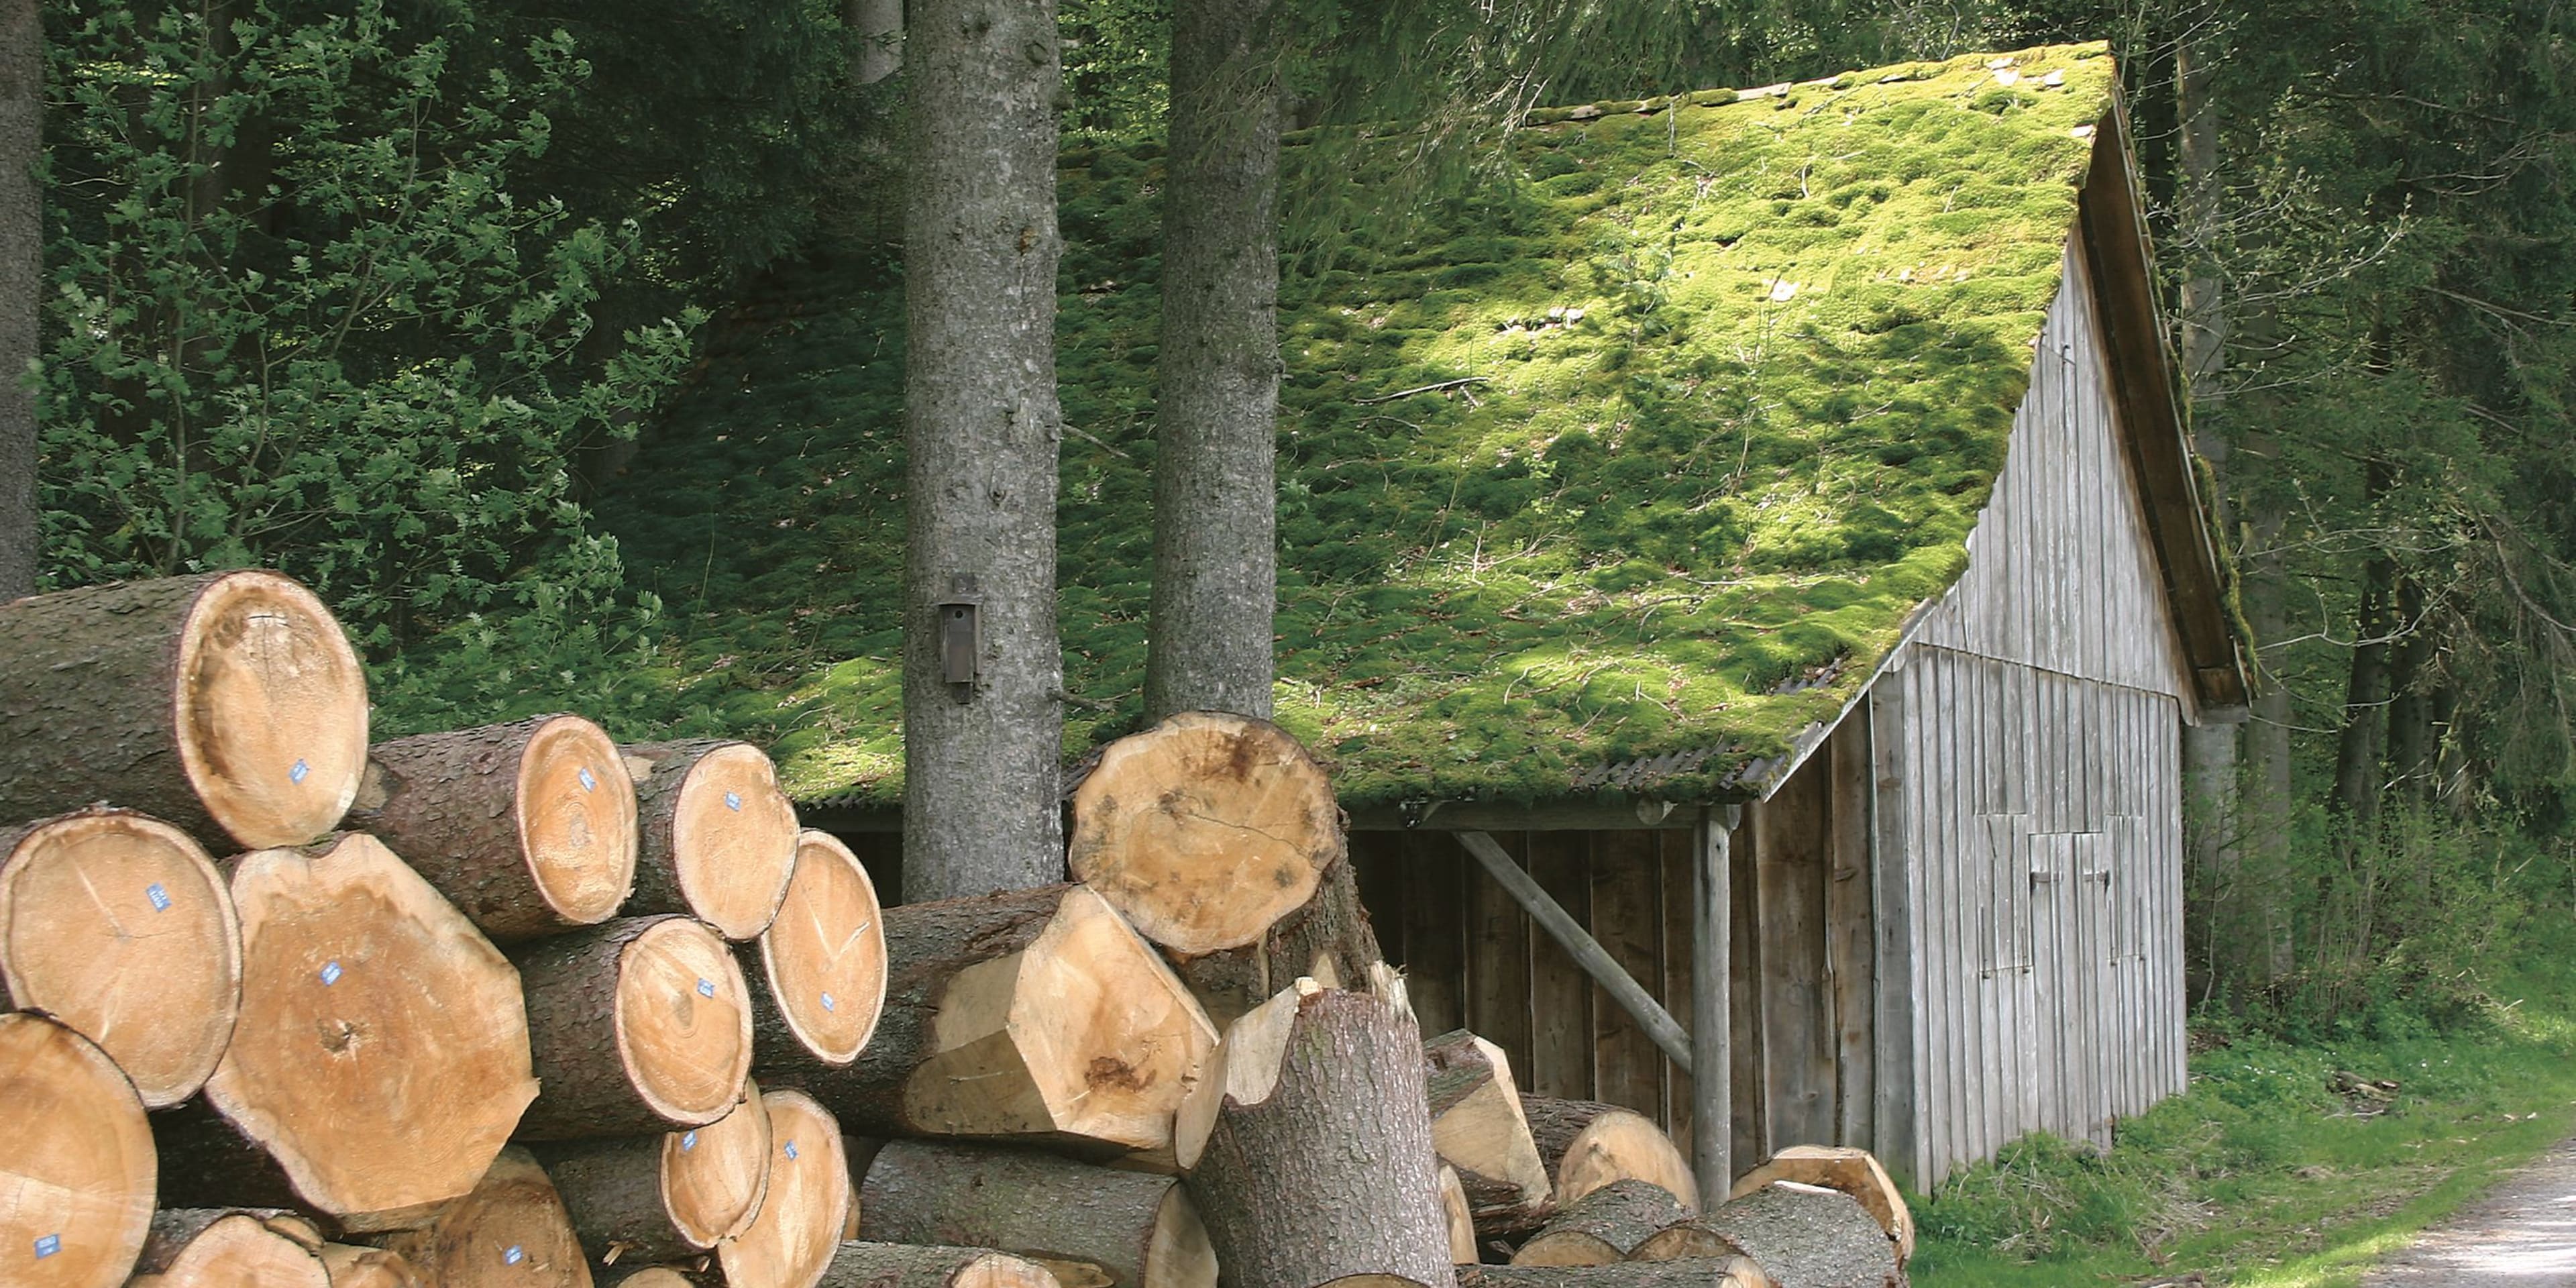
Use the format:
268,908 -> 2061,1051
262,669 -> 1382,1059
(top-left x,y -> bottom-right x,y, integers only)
1693,804 -> 1740,1211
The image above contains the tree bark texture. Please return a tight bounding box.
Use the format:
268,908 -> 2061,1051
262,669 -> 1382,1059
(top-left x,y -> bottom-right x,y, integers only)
858,1139 -> 1216,1288
0,1012 -> 155,1288
717,1089 -> 853,1288
1721,1147 -> 1911,1266
2241,533 -> 2296,986
1459,1263 -> 1770,1287
1682,1184 -> 1898,1288
1519,1097 -> 1697,1214
816,1242 -> 1061,1288
1143,0 -> 1282,722
622,740 -> 800,941
900,0 -> 1068,904
744,829 -> 888,1069
852,0 -> 905,83
127,1210 -> 328,1288
372,1148 -> 596,1288
0,571 -> 368,850
0,807 -> 240,1107
0,0 -> 34,603
512,915 -> 754,1140
1511,1180 -> 1690,1267
349,715 -> 637,943
1421,1029 -> 1553,1236
537,1100 -> 771,1267
1169,851 -> 1381,1030
1182,979 -> 1452,1288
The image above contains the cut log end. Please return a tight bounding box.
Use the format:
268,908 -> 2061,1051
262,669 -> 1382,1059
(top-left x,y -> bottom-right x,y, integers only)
519,714 -> 641,927
719,1090 -> 851,1288
1067,711 -> 1344,956
660,743 -> 800,939
1421,1030 -> 1552,1230
758,830 -> 887,1063
1511,1179 -> 1691,1268
1146,1181 -> 1218,1288
1727,1146 -> 1913,1266
317,1244 -> 427,1288
373,1147 -> 594,1288
0,1014 -> 155,1288
0,808 -> 241,1107
619,918 -> 756,1126
663,1079 -> 773,1247
132,1212 -> 329,1288
1523,1097 -> 1699,1214
818,1244 -> 1063,1288
1440,1166 -> 1478,1265
173,570 -> 370,849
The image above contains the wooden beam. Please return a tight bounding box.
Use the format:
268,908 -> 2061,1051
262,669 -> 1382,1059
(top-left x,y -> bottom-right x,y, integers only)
1453,830 -> 1692,1071
1693,805 -> 1740,1210
1349,800 -> 1700,833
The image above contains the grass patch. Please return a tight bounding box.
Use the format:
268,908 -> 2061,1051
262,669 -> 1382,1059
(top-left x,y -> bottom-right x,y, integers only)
1913,924 -> 2576,1285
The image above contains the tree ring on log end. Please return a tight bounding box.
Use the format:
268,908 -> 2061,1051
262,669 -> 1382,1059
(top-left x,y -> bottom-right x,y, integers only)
662,1077 -> 773,1247
1067,711 -> 1342,957
1555,1109 -> 1696,1212
957,1252 -> 1064,1288
377,1147 -> 591,1288
517,716 -> 639,928
172,570 -> 369,849
669,744 -> 800,940
0,1014 -> 155,1288
616,918 -> 755,1126
758,831 -> 886,1064
136,1212 -> 330,1288
0,810 -> 241,1108
718,1090 -> 849,1288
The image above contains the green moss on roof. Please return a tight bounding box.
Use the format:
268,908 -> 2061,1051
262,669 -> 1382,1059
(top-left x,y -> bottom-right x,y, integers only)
596,43 -> 2119,808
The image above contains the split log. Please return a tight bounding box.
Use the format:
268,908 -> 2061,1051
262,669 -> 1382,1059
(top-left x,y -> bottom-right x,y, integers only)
514,915 -> 755,1138
346,714 -> 637,943
0,1013 -> 155,1288
1422,1030 -> 1552,1235
817,1244 -> 1063,1288
374,1147 -> 595,1288
540,1080 -> 773,1265
1642,1184 -> 1896,1288
623,741 -> 800,941
1511,1181 -> 1692,1268
1177,968 -> 1450,1288
0,570 -> 368,851
1522,1096 -> 1698,1213
1458,1260 -> 1771,1287
763,884 -> 1216,1160
126,1210 -> 328,1288
1725,1147 -> 1912,1266
0,807 -> 239,1106
159,833 -> 536,1229
857,1139 -> 1216,1288
717,1089 -> 851,1288
1440,1166 -> 1479,1265
745,830 -> 888,1067
317,1244 -> 427,1288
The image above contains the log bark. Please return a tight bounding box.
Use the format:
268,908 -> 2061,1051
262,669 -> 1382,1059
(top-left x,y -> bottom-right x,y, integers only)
513,915 -> 755,1139
1422,1030 -> 1552,1235
1721,1148 -> 1911,1266
373,1147 -> 596,1288
127,1210 -> 329,1288
1521,1096 -> 1697,1213
0,807 -> 239,1106
1656,1184 -> 1897,1288
816,1243 -> 1062,1288
1067,712 -> 1343,958
1512,1181 -> 1693,1267
0,571 -> 368,849
317,1244 -> 426,1288
761,884 -> 1216,1160
347,715 -> 637,943
858,1139 -> 1216,1288
537,1081 -> 772,1265
745,830 -> 888,1068
0,1013 -> 155,1288
718,1089 -> 852,1288
162,833 -> 535,1229
1178,969 -> 1451,1288
1440,1166 -> 1479,1265
1458,1261 -> 1771,1287
622,741 -> 800,941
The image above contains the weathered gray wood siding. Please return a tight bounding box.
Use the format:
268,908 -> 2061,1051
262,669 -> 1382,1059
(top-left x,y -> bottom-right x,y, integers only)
1878,237 -> 2193,1186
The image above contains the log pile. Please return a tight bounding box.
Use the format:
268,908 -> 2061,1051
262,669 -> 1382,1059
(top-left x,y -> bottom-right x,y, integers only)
0,574 -> 1913,1288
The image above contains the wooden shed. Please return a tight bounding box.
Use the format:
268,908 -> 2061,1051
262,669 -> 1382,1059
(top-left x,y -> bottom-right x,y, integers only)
604,43 -> 2250,1195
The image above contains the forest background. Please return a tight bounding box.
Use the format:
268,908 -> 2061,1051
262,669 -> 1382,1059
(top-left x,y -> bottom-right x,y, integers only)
15,0 -> 2576,1273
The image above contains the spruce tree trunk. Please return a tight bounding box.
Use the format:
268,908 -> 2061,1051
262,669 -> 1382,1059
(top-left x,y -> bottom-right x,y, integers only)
816,1243 -> 1060,1288
900,0 -> 1068,903
2383,576 -> 2437,806
1143,0 -> 1281,722
853,0 -> 905,84
0,0 -> 35,602
2335,547 -> 2395,824
857,1140 -> 1216,1288
1511,1180 -> 1690,1267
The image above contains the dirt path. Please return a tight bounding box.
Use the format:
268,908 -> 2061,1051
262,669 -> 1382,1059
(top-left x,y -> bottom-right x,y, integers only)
2361,1136 -> 2576,1285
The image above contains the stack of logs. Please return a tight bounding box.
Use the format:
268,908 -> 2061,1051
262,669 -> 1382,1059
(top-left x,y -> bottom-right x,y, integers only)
0,572 -> 1913,1288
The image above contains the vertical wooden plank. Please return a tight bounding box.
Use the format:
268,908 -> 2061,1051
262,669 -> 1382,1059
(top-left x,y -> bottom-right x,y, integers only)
1527,829 -> 1594,1101
1592,830 -> 1666,1120
1400,831 -> 1466,1039
1828,716 -> 1876,1150
1729,806 -> 1766,1175
1663,829 -> 1696,1155
1936,651 -> 1972,1174
1465,830 -> 1534,1083
1759,757 -> 1836,1150
1868,679 -> 1922,1186
1695,807 -> 1740,1205
1352,832 -> 1407,964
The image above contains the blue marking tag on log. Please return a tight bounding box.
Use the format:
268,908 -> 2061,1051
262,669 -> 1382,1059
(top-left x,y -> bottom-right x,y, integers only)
783,1140 -> 799,1161
147,883 -> 171,912
290,759 -> 310,784
578,767 -> 597,792
319,961 -> 343,987
681,1130 -> 698,1152
724,791 -> 743,812
34,1235 -> 60,1259
504,1246 -> 525,1266
696,978 -> 716,998
820,991 -> 836,1012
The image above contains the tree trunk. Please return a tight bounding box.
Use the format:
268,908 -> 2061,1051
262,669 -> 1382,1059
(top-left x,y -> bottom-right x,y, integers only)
1144,0 -> 1282,722
1719,1147 -> 1910,1266
1459,1263 -> 1772,1287
2382,576 -> 2438,808
513,916 -> 755,1140
1422,1030 -> 1553,1235
717,1089 -> 853,1288
0,0 -> 35,602
162,833 -> 536,1229
1440,1165 -> 1480,1265
0,1013 -> 156,1288
744,829 -> 888,1068
2241,494 -> 2296,987
372,1148 -> 596,1288
817,1243 -> 1061,1288
0,807 -> 239,1107
622,741 -> 800,941
127,1210 -> 329,1288
858,1139 -> 1217,1288
1512,1180 -> 1691,1267
1659,1183 -> 1898,1288
759,883 -> 1216,1161
0,571 -> 368,850
1178,971 -> 1452,1288
538,1081 -> 773,1265
851,0 -> 904,84
348,715 -> 638,943
1519,1097 -> 1697,1214
317,1243 -> 427,1288
900,0 -> 1067,904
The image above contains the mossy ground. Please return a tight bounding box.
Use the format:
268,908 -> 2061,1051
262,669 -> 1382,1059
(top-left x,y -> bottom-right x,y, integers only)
594,44 -> 2117,806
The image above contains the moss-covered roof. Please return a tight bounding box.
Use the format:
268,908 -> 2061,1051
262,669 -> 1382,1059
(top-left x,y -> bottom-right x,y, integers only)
597,43 -> 2124,809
